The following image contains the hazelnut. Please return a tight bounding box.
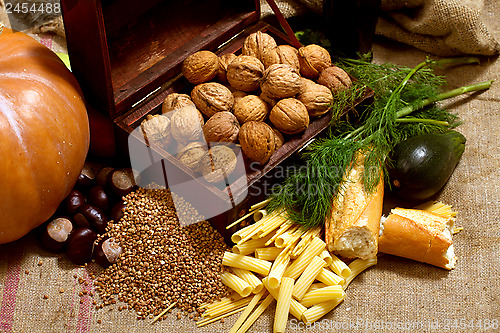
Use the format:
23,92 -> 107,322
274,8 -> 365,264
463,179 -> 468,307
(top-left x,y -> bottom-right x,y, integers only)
182,50 -> 219,84
66,227 -> 97,265
40,217 -> 73,252
94,237 -> 123,268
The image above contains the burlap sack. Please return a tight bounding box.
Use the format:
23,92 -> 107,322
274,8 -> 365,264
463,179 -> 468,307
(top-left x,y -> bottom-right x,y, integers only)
263,0 -> 500,56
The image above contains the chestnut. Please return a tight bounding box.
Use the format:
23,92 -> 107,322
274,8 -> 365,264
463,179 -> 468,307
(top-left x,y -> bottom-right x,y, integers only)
73,204 -> 108,234
88,185 -> 110,212
40,217 -> 73,252
64,190 -> 86,215
65,227 -> 97,265
96,166 -> 115,188
110,201 -> 125,222
107,168 -> 137,198
75,163 -> 95,191
94,237 -> 123,268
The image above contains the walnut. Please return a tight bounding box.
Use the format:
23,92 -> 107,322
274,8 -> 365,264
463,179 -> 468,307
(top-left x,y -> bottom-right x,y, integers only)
259,91 -> 277,108
269,98 -> 309,135
161,93 -> 195,114
191,82 -> 235,117
262,45 -> 300,72
297,81 -> 333,117
217,53 -> 237,83
182,50 -> 219,84
170,105 -> 204,144
199,145 -> 237,183
140,114 -> 172,148
233,90 -> 248,103
241,31 -> 277,62
271,126 -> 285,150
226,55 -> 265,92
298,44 -> 332,79
318,66 -> 352,94
203,111 -> 240,143
177,141 -> 208,171
233,95 -> 270,124
238,121 -> 276,164
260,64 -> 301,99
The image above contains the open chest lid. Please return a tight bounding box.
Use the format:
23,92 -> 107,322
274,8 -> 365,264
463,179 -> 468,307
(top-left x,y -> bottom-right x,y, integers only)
61,0 -> 299,118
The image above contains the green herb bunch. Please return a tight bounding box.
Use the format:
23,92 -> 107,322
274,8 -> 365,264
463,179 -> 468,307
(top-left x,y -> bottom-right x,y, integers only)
268,55 -> 492,229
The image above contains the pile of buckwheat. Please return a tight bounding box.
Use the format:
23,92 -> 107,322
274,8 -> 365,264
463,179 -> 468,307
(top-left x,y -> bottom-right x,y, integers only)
94,187 -> 229,321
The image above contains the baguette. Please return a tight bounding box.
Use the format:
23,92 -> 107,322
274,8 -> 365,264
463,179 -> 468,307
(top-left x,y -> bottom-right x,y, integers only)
378,208 -> 456,270
325,154 -> 384,259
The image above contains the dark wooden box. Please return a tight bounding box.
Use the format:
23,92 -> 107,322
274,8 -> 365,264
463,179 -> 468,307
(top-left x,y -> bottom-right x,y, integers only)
60,0 -> 336,242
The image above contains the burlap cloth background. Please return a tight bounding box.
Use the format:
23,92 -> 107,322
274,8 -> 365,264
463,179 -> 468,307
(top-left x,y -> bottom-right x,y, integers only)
1,1 -> 499,332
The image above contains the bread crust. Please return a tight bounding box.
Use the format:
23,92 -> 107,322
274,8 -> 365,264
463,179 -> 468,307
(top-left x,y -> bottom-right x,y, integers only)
379,209 -> 455,270
325,153 -> 383,259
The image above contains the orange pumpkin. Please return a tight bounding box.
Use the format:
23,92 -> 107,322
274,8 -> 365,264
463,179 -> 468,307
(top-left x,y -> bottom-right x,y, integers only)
0,28 -> 90,244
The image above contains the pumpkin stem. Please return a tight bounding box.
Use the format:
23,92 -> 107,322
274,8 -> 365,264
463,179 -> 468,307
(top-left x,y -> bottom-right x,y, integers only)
0,23 -> 4,35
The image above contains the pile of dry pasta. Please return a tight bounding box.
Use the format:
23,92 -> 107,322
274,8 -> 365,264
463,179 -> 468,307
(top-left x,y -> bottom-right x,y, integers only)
196,201 -> 377,333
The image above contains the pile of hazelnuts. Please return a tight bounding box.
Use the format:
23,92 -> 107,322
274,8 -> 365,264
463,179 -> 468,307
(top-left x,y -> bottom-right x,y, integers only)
40,163 -> 137,268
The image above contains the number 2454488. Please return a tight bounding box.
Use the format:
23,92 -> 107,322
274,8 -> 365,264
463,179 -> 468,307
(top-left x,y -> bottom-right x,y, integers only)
5,2 -> 61,15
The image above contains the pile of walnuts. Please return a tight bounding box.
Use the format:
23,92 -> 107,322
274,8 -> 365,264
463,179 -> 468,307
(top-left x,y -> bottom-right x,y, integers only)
140,31 -> 352,183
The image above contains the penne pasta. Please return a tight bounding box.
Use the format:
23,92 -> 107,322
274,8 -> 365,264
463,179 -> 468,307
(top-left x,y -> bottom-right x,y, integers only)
292,256 -> 327,300
228,290 -> 267,333
316,268 -> 344,286
343,257 -> 377,290
263,277 -> 307,320
231,268 -> 264,294
329,254 -> 351,279
274,277 -> 294,333
254,247 -> 283,261
300,285 -> 345,307
221,272 -> 252,297
223,252 -> 272,276
231,222 -> 261,244
301,294 -> 346,325
232,233 -> 274,255
235,294 -> 275,333
283,237 -> 326,279
319,249 -> 333,266
266,222 -> 293,246
305,282 -> 328,294
268,249 -> 291,289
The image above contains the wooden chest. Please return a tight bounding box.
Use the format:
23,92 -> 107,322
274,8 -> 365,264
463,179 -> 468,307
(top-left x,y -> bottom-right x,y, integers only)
60,0 -> 336,242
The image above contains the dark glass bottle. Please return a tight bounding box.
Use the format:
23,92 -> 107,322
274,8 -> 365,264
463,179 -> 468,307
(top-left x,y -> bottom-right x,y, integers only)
322,0 -> 381,58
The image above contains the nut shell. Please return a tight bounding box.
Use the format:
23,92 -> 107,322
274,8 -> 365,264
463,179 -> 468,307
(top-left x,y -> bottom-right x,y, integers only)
162,93 -> 195,114
260,64 -> 301,99
298,44 -> 332,79
271,127 -> 285,150
269,98 -> 309,135
170,106 -> 204,144
177,142 -> 208,171
217,53 -> 237,83
203,111 -> 240,143
238,121 -> 276,164
140,114 -> 172,147
182,50 -> 219,84
262,45 -> 300,72
297,81 -> 333,117
227,55 -> 265,92
233,95 -> 270,124
191,82 -> 235,117
233,90 -> 248,103
317,66 -> 352,93
199,145 -> 237,183
242,31 -> 277,62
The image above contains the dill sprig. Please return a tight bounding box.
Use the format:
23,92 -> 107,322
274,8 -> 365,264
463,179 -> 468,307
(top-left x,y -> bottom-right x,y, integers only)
268,56 -> 492,229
